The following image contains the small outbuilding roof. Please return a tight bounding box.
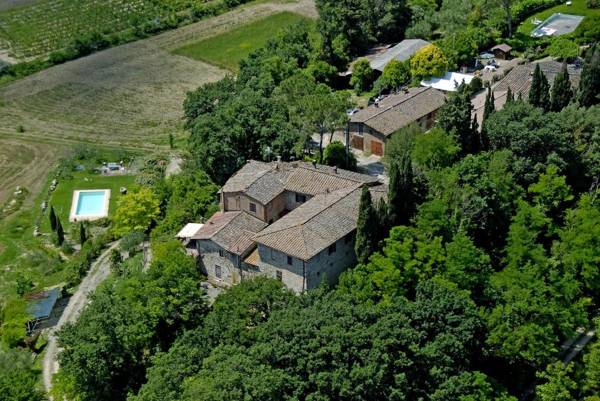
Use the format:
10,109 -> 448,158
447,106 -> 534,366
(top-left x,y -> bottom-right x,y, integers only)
491,44 -> 512,53
370,39 -> 431,72
27,288 -> 61,320
421,71 -> 474,92
176,223 -> 204,239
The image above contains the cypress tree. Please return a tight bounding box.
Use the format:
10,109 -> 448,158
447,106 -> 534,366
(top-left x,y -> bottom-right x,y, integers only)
483,86 -> 495,122
387,161 -> 401,226
387,156 -> 415,227
529,64 -> 550,111
529,64 -> 542,106
472,114 -> 488,152
505,86 -> 514,104
471,114 -> 479,135
437,84 -> 474,153
355,185 -> 378,265
579,45 -> 600,107
550,61 -> 573,111
539,71 -> 551,111
79,222 -> 87,245
375,196 -> 389,244
517,90 -> 523,102
56,218 -> 64,246
49,205 -> 57,231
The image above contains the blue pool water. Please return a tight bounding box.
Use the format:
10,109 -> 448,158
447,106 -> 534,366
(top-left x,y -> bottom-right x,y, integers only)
75,191 -> 107,216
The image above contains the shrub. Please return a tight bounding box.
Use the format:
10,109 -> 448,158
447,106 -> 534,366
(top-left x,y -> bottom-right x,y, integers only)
571,15 -> 600,44
469,76 -> 484,94
323,141 -> 358,170
16,125 -> 25,133
374,59 -> 411,93
410,44 -> 449,79
120,231 -> 146,254
511,0 -> 561,25
113,187 -> 160,236
587,0 -> 599,8
306,60 -> 338,85
548,37 -> 579,61
350,58 -> 374,93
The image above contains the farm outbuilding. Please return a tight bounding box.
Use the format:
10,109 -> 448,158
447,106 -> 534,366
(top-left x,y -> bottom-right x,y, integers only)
342,39 -> 431,77
25,287 -> 62,335
349,87 -> 447,156
490,44 -> 512,60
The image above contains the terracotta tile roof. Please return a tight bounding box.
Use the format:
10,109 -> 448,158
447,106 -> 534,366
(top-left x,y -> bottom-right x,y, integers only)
472,59 -> 582,124
350,87 -> 447,136
253,185 -> 385,260
285,163 -> 377,195
222,160 -> 378,199
491,44 -> 512,53
221,161 -> 273,193
193,211 -> 267,255
245,169 -> 288,204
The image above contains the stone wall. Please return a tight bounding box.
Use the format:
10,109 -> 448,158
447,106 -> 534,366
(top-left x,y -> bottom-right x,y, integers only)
256,245 -> 306,292
284,191 -> 311,211
197,240 -> 241,287
305,231 -> 356,289
222,191 -> 288,223
254,231 -> 357,293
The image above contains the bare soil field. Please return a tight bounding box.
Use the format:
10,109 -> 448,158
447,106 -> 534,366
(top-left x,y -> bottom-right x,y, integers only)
0,138 -> 64,204
0,0 -> 316,204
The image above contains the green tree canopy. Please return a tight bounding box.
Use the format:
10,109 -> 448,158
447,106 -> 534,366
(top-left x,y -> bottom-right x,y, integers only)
579,44 -> 600,107
322,141 -> 357,170
529,63 -> 550,111
113,187 -> 160,236
0,348 -> 45,401
410,44 -> 449,79
550,61 -> 573,112
350,58 -> 374,93
374,59 -> 411,92
411,127 -> 460,170
315,0 -> 411,66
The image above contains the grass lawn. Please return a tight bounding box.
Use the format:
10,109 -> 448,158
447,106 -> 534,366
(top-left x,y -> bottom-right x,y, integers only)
44,172 -> 136,233
0,172 -> 62,300
0,170 -> 136,299
517,0 -> 600,36
172,11 -> 313,71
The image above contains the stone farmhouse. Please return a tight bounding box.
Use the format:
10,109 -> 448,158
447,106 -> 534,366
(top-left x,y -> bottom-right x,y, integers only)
349,86 -> 447,155
472,59 -> 582,123
189,160 -> 385,292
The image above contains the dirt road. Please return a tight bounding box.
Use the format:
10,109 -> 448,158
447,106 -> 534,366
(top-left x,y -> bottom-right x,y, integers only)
42,242 -> 119,394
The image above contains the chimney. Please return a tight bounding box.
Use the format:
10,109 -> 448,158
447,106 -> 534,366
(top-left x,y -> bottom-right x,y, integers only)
333,166 -> 338,174
374,101 -> 379,108
312,160 -> 317,168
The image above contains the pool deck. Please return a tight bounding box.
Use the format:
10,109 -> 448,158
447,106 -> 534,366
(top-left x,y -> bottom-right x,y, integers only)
531,13 -> 584,37
69,189 -> 111,222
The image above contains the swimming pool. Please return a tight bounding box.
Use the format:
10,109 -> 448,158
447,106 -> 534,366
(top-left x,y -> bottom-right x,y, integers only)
70,189 -> 111,221
531,13 -> 584,37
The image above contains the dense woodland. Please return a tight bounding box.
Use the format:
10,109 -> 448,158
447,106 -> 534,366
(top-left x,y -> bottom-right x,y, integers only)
2,0 -> 600,400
